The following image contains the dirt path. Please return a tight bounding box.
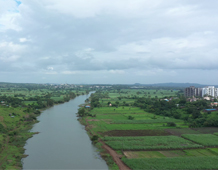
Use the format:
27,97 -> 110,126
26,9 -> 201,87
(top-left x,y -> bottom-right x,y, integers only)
100,140 -> 131,170
0,116 -> 6,128
85,118 -> 131,170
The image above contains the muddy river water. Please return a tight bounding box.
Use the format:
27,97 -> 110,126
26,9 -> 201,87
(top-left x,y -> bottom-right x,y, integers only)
22,93 -> 108,169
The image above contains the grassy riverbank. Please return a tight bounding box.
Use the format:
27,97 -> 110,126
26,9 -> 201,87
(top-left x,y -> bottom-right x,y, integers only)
0,83 -> 89,169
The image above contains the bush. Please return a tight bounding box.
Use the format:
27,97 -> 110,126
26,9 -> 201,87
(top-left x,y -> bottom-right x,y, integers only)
128,116 -> 134,120
91,135 -> 99,142
167,122 -> 176,127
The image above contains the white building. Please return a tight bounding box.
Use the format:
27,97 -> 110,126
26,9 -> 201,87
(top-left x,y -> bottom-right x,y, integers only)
202,86 -> 218,97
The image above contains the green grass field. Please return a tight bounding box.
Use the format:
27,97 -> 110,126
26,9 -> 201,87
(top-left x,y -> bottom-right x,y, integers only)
182,134 -> 218,147
124,148 -> 218,158
122,157 -> 218,170
104,136 -> 202,150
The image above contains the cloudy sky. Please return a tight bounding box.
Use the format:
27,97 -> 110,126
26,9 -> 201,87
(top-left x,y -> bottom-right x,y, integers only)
1,0 -> 218,84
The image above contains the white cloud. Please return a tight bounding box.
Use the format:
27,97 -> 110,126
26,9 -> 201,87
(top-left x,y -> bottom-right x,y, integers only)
109,70 -> 125,74
1,0 -> 218,83
19,38 -> 30,42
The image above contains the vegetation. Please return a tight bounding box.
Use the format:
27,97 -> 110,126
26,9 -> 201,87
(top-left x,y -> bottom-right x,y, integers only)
182,134 -> 218,147
0,82 -> 91,169
122,157 -> 218,170
2,83 -> 218,170
104,136 -> 202,150
81,87 -> 218,170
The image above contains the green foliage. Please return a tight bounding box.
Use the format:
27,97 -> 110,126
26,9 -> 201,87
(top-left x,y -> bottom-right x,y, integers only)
78,108 -> 86,117
128,116 -> 134,120
167,122 -> 176,127
104,136 -> 202,150
91,135 -> 99,142
34,110 -> 41,114
182,134 -> 218,147
112,118 -> 181,124
0,123 -> 6,133
122,157 -> 218,170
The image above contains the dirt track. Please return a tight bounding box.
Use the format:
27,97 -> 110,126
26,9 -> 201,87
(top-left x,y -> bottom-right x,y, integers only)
100,140 -> 131,170
85,118 -> 131,170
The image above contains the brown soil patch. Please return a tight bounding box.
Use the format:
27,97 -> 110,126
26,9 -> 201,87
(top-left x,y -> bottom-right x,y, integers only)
87,119 -> 100,122
0,116 -> 6,127
192,127 -> 218,134
103,130 -> 171,136
100,140 -> 131,170
165,127 -> 218,136
123,151 -> 139,159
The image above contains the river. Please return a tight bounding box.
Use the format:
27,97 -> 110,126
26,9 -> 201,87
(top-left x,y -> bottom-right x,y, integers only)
22,93 -> 108,169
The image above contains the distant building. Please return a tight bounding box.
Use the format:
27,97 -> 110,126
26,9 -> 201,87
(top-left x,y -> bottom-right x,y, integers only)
184,86 -> 196,97
184,86 -> 218,98
202,86 -> 218,97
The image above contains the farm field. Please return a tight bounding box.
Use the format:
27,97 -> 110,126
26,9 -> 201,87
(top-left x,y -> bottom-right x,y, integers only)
182,134 -> 218,147
103,129 -> 171,136
104,136 -> 202,150
84,89 -> 218,170
122,157 -> 218,170
124,148 -> 218,158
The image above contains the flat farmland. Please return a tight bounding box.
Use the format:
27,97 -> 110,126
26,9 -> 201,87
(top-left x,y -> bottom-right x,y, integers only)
103,130 -> 171,136
85,89 -> 218,170
124,148 -> 218,159
89,121 -> 186,133
182,134 -> 218,147
89,106 -> 147,114
122,157 -> 218,170
104,136 -> 202,150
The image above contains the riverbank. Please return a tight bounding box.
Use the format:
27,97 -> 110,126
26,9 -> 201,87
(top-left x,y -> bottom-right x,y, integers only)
22,93 -> 108,169
0,95 -> 80,169
79,117 -> 120,170
0,106 -> 38,169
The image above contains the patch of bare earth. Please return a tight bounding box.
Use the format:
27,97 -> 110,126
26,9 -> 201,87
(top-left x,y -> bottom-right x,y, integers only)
0,116 -> 6,127
104,130 -> 171,136
87,119 -> 100,122
123,151 -> 139,159
165,127 -> 218,136
100,140 -> 131,170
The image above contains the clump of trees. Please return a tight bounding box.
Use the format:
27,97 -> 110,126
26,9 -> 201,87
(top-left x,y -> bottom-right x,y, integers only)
134,96 -> 218,128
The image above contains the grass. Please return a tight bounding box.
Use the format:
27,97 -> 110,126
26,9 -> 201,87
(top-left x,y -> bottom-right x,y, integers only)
112,118 -> 182,124
122,157 -> 218,170
182,134 -> 218,147
89,106 -> 146,114
124,148 -> 218,158
104,136 -> 202,150
88,121 -> 186,133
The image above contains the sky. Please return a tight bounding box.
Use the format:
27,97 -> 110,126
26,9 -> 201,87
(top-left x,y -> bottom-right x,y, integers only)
0,0 -> 218,84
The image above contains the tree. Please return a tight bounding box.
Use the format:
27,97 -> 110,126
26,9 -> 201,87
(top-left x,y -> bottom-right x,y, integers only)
128,116 -> 134,120
78,108 -> 86,117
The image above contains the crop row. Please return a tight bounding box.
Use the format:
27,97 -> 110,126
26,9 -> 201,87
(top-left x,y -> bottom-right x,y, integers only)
105,136 -> 202,150
122,157 -> 218,170
182,134 -> 218,147
112,118 -> 182,124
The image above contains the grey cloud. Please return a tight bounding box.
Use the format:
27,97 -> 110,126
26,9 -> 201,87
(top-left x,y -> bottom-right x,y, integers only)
1,0 -> 218,83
